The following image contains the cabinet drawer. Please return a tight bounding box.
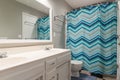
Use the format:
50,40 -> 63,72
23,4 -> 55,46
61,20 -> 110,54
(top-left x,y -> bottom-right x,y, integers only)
57,53 -> 71,66
29,72 -> 45,80
46,69 -> 56,80
46,57 -> 56,72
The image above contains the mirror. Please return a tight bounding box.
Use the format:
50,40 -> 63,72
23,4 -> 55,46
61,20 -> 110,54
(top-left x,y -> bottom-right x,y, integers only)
0,0 -> 51,40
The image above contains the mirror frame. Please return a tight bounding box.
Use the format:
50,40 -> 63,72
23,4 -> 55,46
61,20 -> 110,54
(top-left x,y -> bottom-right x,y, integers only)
0,6 -> 53,48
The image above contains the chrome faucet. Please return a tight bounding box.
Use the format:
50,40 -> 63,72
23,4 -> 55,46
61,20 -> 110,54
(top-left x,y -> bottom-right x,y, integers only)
45,47 -> 50,50
0,52 -> 7,58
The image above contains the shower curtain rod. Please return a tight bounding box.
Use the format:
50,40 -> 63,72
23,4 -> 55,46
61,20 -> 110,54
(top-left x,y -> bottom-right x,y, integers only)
67,0 -> 116,13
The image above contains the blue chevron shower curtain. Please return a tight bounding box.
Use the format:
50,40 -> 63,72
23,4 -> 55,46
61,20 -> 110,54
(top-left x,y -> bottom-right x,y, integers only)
66,2 -> 117,75
36,16 -> 50,40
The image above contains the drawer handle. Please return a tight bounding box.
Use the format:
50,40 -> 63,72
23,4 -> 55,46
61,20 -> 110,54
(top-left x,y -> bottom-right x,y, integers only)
51,62 -> 55,65
49,76 -> 55,80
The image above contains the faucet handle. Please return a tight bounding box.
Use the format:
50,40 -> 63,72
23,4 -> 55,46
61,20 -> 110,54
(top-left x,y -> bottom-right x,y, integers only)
45,47 -> 50,50
0,52 -> 8,58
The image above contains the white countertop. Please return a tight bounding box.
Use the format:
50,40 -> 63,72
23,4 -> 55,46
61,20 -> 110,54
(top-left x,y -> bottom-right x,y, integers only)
0,48 -> 70,72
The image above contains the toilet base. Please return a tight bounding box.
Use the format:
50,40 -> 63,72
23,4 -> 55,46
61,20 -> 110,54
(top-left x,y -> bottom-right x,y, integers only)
71,71 -> 80,77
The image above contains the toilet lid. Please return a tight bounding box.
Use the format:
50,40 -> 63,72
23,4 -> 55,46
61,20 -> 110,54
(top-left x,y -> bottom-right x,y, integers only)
71,60 -> 83,65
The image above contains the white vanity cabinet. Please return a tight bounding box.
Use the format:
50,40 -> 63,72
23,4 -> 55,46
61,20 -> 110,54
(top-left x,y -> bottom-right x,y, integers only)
56,53 -> 71,80
0,60 -> 45,80
45,52 -> 71,80
0,49 -> 71,80
57,63 -> 70,80
29,72 -> 44,80
46,69 -> 57,80
46,56 -> 57,80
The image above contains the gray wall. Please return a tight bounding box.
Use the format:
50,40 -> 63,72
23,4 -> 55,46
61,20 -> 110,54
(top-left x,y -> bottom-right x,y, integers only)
117,2 -> 120,80
48,0 -> 72,48
0,0 -> 46,39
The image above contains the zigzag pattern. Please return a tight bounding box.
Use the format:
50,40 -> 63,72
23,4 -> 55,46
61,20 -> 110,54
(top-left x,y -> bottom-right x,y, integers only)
66,2 -> 117,75
36,16 -> 50,40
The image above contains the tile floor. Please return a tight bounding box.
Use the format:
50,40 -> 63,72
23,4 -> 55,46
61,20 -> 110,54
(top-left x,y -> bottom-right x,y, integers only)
97,77 -> 116,80
81,70 -> 116,80
97,76 -> 116,80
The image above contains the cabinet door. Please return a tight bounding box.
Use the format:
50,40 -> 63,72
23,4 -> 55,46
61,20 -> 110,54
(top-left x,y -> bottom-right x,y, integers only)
29,72 -> 45,80
1,62 -> 45,80
46,69 -> 57,80
57,62 -> 70,80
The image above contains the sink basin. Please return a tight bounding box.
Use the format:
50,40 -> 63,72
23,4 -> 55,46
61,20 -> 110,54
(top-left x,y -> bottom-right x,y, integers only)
18,51 -> 49,59
0,57 -> 27,68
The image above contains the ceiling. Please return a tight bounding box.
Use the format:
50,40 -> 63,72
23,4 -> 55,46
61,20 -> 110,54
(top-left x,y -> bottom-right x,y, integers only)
65,0 -> 112,9
16,0 -> 49,14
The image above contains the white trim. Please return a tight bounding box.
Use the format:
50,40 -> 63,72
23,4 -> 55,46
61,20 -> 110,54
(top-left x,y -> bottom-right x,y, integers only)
50,8 -> 53,42
65,15 -> 67,49
0,40 -> 53,48
117,2 -> 120,80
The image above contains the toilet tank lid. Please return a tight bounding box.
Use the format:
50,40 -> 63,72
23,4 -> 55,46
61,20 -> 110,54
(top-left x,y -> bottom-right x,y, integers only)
71,60 -> 83,64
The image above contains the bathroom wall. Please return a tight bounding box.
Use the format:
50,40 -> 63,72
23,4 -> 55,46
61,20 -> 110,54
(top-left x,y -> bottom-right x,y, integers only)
0,0 -> 71,50
0,0 -> 46,39
0,44 -> 53,55
118,2 -> 120,61
47,0 -> 72,48
117,1 -> 120,80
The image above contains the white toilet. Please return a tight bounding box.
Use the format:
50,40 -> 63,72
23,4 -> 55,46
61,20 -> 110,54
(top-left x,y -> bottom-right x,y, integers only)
71,60 -> 83,77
